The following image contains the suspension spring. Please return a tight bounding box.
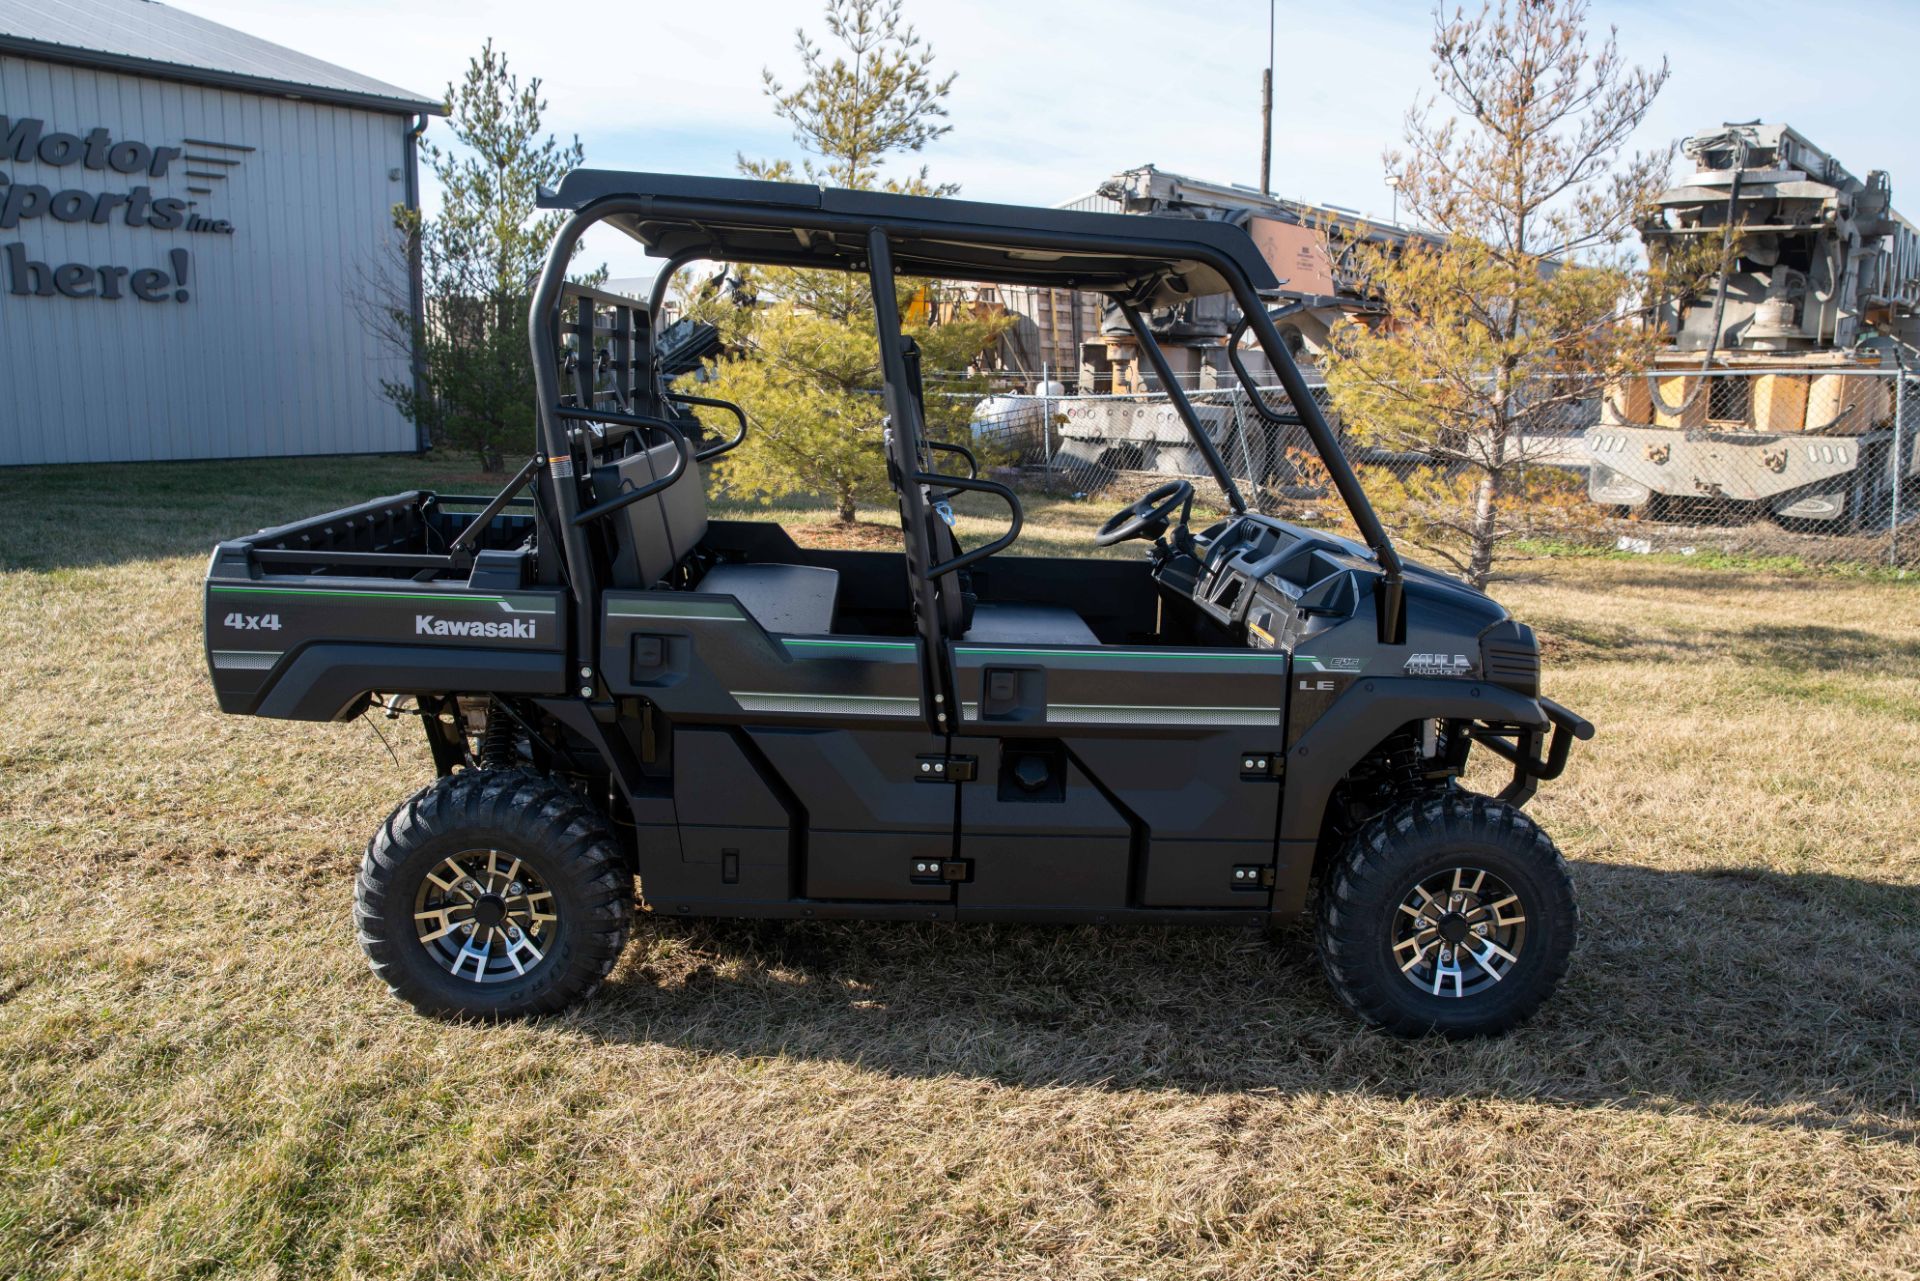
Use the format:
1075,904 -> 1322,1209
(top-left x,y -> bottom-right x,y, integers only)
479,702 -> 518,770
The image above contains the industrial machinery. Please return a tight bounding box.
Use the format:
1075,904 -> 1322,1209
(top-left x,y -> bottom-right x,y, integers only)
1587,123 -> 1919,525
204,171 -> 1591,1037
1067,165 -> 1438,390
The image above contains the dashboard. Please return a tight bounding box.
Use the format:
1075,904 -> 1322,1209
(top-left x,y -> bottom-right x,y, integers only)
1153,513 -> 1376,650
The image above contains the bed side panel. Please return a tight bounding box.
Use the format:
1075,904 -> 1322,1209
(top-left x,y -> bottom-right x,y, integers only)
204,578 -> 568,718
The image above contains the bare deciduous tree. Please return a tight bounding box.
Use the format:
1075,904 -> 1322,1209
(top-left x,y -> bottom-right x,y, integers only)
1321,0 -> 1679,586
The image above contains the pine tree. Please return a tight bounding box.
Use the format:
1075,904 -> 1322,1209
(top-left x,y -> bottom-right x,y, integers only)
694,0 -> 1006,525
383,41 -> 598,471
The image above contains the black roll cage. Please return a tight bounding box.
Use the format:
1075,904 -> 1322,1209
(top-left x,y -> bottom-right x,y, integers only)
521,181 -> 1409,676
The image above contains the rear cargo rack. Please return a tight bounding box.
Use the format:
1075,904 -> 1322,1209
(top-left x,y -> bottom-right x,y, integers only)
235,487 -> 539,580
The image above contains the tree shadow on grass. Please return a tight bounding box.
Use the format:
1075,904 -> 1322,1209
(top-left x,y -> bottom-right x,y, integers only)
0,456 -> 902,574
0,457 -> 489,573
580,860 -> 1920,1143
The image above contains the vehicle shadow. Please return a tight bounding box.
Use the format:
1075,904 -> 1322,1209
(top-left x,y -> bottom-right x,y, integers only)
579,860 -> 1920,1142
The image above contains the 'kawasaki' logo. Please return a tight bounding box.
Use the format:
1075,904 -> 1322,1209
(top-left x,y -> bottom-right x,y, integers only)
415,614 -> 535,640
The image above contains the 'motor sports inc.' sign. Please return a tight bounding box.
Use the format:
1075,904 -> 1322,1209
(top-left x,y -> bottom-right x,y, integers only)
1,116 -> 244,304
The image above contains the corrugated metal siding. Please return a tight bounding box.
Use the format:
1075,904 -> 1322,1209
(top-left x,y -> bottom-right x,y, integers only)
0,54 -> 417,464
0,0 -> 438,111
1057,190 -> 1123,215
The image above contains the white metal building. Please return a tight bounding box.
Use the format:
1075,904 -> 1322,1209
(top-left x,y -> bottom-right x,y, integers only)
0,0 -> 441,466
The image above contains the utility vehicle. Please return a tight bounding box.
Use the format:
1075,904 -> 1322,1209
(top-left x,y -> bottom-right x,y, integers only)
203,171 -> 1592,1036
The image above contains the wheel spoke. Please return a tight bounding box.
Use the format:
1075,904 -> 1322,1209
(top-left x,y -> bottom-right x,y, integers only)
503,932 -> 544,976
448,930 -> 493,980
1479,937 -> 1519,965
425,859 -> 473,900
414,907 -> 470,942
1397,936 -> 1438,973
1487,895 -> 1526,928
1465,942 -> 1505,981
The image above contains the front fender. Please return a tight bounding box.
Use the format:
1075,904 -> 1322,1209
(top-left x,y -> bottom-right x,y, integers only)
1270,677 -> 1547,914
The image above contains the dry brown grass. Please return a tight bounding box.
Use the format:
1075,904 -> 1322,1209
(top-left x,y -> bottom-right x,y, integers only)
3,458 -> 1918,1279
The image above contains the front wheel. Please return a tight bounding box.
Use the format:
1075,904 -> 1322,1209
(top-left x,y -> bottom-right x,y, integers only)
354,770 -> 633,1019
1316,793 -> 1576,1037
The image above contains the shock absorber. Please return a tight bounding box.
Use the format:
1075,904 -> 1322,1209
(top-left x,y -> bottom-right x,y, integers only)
479,701 -> 518,771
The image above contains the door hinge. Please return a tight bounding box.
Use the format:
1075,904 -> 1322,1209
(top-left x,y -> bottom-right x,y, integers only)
911,857 -> 972,884
915,753 -> 977,782
1231,864 -> 1276,890
1238,751 -> 1283,781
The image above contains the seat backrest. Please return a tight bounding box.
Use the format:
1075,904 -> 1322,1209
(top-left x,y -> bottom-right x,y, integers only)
590,440 -> 708,587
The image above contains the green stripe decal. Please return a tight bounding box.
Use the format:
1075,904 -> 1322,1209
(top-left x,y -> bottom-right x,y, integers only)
605,599 -> 744,619
213,585 -> 507,604
732,691 -> 917,703
210,585 -> 555,613
953,646 -> 1287,662
783,638 -> 917,653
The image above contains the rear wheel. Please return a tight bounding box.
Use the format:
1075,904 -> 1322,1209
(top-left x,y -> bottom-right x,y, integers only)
355,770 -> 632,1019
1316,792 -> 1576,1037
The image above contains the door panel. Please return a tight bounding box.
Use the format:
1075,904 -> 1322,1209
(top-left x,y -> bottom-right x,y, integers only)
749,726 -> 956,902
650,728 -> 794,909
1139,838 -> 1277,908
801,830 -> 956,903
951,641 -> 1289,911
961,833 -> 1131,909
603,588 -> 954,907
955,738 -> 1134,910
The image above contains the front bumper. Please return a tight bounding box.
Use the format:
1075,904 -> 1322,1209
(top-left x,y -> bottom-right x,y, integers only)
1478,696 -> 1594,806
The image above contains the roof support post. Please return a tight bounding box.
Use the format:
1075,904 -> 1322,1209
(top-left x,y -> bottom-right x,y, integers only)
1120,303 -> 1247,514
1226,284 -> 1406,642
866,229 -> 952,735
528,207 -> 603,663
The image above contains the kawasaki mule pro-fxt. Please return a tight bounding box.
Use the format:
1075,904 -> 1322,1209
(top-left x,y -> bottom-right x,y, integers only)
203,171 -> 1592,1036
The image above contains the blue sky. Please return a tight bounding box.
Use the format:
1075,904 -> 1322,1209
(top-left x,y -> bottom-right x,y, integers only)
175,0 -> 1920,279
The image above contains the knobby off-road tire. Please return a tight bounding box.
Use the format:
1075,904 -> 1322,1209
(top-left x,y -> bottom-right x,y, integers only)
1316,792 -> 1576,1038
354,770 -> 632,1019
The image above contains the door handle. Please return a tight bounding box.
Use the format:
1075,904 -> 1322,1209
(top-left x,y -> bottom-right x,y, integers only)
981,666 -> 1040,720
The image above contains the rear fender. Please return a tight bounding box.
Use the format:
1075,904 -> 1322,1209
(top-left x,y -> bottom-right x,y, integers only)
231,644 -> 568,720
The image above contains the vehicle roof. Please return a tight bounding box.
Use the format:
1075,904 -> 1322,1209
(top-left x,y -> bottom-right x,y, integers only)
540,170 -> 1281,304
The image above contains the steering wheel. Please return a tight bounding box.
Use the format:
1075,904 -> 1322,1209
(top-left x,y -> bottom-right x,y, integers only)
1094,479 -> 1194,547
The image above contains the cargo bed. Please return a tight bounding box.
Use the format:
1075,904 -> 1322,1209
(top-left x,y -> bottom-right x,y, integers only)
203,490 -> 569,720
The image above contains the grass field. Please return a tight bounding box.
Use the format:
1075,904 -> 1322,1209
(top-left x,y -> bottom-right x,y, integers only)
3,456 -> 1918,1279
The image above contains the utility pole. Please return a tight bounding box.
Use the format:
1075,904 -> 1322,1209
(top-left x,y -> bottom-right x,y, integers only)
1259,0 -> 1273,196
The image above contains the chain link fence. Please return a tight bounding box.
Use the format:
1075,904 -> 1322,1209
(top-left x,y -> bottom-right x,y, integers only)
958,367 -> 1920,569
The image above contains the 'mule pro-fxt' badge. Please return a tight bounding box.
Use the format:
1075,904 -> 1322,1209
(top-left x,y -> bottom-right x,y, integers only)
1403,652 -> 1474,677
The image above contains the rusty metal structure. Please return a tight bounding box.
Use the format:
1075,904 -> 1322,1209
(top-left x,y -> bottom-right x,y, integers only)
1586,123 -> 1920,526
1057,165 -> 1439,393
